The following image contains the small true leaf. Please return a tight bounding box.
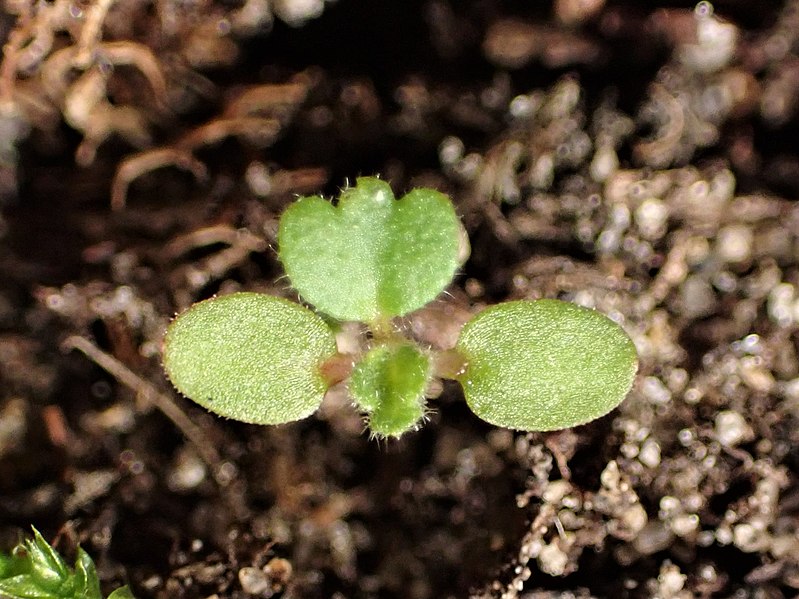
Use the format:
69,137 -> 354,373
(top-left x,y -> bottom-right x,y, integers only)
456,299 -> 638,431
349,343 -> 431,438
278,177 -> 465,322
107,588 -> 136,599
163,293 -> 337,425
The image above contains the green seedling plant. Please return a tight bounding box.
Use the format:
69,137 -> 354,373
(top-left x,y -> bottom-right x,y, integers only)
0,527 -> 134,599
163,177 -> 638,438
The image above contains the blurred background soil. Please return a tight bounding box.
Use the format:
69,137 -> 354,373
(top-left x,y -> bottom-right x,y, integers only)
2,0 -> 799,597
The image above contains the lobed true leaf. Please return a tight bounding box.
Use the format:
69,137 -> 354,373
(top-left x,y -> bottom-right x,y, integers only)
278,177 -> 465,323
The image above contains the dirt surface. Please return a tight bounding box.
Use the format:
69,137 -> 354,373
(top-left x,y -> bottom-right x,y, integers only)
2,1 -> 799,597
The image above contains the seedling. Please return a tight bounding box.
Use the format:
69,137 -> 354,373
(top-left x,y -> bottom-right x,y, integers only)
0,527 -> 134,599
163,177 -> 638,438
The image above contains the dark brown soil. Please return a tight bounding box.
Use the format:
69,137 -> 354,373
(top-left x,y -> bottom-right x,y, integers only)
2,1 -> 799,597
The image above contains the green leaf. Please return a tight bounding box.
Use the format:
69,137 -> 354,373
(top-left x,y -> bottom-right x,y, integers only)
26,529 -> 69,591
0,575 -> 61,599
73,549 -> 102,599
0,552 -> 28,579
0,530 -> 133,599
278,177 -> 465,322
0,554 -> 16,579
106,586 -> 136,599
349,343 -> 431,438
456,300 -> 638,431
163,293 -> 338,425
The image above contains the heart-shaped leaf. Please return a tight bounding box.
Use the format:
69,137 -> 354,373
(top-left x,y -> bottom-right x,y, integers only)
278,177 -> 465,323
163,293 -> 337,425
349,343 -> 431,438
456,300 -> 638,431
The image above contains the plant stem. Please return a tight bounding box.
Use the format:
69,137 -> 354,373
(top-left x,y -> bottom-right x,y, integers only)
431,348 -> 469,380
319,352 -> 356,386
369,316 -> 400,341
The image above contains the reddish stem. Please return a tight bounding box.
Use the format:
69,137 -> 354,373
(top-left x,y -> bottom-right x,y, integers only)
431,348 -> 469,380
319,353 -> 356,386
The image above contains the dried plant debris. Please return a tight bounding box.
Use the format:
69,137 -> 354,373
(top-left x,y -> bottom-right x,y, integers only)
0,0 -> 333,203
445,4 -> 762,227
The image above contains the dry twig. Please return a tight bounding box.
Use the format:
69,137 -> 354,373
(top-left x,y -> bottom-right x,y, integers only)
61,335 -> 223,476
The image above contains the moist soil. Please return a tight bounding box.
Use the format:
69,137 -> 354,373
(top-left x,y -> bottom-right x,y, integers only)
2,1 -> 799,598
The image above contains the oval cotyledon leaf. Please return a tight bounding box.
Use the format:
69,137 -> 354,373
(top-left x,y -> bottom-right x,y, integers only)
456,299 -> 638,431
163,292 -> 337,425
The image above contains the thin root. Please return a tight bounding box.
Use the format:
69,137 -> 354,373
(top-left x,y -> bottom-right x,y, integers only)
97,41 -> 169,105
163,224 -> 266,259
73,0 -> 116,68
111,147 -> 208,210
176,116 -> 281,150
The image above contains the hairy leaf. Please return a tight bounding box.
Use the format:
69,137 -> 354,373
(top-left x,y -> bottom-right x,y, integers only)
0,529 -> 135,599
163,293 -> 338,425
349,343 -> 431,438
0,554 -> 16,579
278,177 -> 465,322
457,300 -> 638,431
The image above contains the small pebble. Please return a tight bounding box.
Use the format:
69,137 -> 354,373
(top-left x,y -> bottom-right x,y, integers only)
641,376 -> 671,405
168,448 -> 207,491
732,522 -> 765,552
543,480 -> 572,503
658,562 -> 686,595
537,542 -> 569,576
638,439 -> 661,468
238,567 -> 270,595
671,514 -> 699,537
590,145 -> 619,182
739,357 -> 775,393
714,410 -> 751,448
633,522 -> 674,555
680,276 -> 716,319
716,225 -> 753,263
635,198 -> 669,240
620,503 -> 648,535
